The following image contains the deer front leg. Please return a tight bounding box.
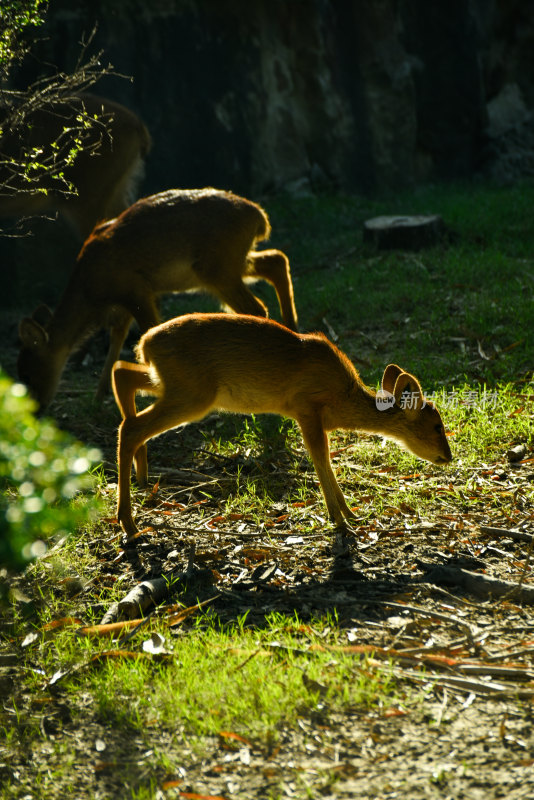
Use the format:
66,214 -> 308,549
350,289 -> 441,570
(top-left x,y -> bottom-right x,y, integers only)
298,414 -> 356,526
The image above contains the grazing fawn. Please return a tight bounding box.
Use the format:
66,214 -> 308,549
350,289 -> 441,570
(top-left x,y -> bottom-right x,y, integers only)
17,188 -> 298,410
112,313 -> 452,537
0,92 -> 151,238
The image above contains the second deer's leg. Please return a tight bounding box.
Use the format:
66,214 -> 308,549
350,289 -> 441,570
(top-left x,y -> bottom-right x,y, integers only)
131,295 -> 160,335
298,414 -> 356,525
194,250 -> 270,319
97,290 -> 159,402
96,309 -> 133,401
210,277 -> 269,319
247,250 -> 298,331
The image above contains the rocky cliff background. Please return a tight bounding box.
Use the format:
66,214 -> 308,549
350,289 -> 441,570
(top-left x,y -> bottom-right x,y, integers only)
10,0 -> 534,197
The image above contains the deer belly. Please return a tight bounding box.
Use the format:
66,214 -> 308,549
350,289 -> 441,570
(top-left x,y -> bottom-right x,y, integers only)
214,383 -> 285,416
152,259 -> 199,292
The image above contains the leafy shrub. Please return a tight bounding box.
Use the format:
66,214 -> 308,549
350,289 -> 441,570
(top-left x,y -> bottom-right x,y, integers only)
0,371 -> 101,572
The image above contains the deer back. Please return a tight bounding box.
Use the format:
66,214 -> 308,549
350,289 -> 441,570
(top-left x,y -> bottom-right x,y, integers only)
136,313 -> 361,417
77,188 -> 274,294
0,93 -> 151,237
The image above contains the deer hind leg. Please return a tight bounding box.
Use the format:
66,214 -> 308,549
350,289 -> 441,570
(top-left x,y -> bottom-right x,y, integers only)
298,414 -> 356,526
193,248 -> 269,319
247,249 -> 298,331
112,361 -> 157,488
96,309 -> 133,402
210,277 -> 269,319
116,390 -> 217,537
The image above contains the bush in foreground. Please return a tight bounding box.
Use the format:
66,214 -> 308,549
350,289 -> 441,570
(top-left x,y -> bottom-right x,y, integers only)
0,371 -> 101,573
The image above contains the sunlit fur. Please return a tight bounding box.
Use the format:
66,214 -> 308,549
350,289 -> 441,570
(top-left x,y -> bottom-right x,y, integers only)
112,313 -> 452,537
17,189 -> 298,410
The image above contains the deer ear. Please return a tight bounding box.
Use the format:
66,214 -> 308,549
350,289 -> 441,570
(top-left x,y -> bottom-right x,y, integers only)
393,371 -> 424,415
381,364 -> 403,394
19,317 -> 49,349
32,304 -> 53,328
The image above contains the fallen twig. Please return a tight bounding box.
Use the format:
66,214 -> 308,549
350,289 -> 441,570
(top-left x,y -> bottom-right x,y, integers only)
390,665 -> 534,698
377,599 -> 477,647
480,525 -> 533,545
422,564 -> 534,604
456,664 -> 534,681
100,548 -> 213,624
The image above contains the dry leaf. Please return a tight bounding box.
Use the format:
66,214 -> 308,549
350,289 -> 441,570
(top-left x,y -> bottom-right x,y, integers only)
78,619 -> 146,637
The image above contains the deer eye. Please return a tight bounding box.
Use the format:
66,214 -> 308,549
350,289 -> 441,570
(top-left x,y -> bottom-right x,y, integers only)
434,424 -> 443,434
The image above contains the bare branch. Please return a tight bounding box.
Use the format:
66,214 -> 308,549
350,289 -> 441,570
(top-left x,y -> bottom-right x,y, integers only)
0,27 -> 129,210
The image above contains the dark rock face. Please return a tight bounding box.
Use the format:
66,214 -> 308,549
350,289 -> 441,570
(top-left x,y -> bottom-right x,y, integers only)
400,0 -> 487,179
8,0 -> 534,197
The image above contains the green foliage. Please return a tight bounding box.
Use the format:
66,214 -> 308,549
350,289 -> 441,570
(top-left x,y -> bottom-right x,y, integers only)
267,180 -> 534,388
0,0 -> 121,232
0,0 -> 48,69
1,181 -> 533,799
0,371 -> 101,571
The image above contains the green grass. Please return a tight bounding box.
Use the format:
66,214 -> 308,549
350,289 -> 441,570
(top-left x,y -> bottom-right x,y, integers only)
1,595 -> 400,798
2,179 -> 534,799
267,180 -> 534,387
82,613 -> 397,739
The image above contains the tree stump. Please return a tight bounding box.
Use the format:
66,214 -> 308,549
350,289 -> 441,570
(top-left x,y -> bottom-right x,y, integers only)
363,214 -> 446,251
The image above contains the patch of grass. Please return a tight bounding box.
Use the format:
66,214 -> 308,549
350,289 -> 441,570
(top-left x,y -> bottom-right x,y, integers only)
268,180 -> 534,387
82,613 -> 398,742
196,413 -> 310,518
327,382 -> 532,523
1,606 -> 401,799
2,180 -> 534,799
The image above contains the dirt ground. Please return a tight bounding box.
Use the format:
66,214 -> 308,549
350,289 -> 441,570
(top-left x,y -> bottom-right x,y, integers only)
1,315 -> 534,800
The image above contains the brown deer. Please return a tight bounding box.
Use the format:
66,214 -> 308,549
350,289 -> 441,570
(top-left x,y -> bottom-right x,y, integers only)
0,92 -> 151,237
17,189 -> 298,410
111,313 -> 452,537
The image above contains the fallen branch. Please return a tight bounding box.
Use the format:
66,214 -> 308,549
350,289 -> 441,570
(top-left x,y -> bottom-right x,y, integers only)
100,545 -> 214,623
422,564 -> 534,604
480,525 -> 533,545
377,599 -> 476,646
390,665 -> 534,698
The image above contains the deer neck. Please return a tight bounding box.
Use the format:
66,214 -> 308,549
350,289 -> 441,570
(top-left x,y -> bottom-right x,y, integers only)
47,284 -> 97,360
324,381 -> 405,438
